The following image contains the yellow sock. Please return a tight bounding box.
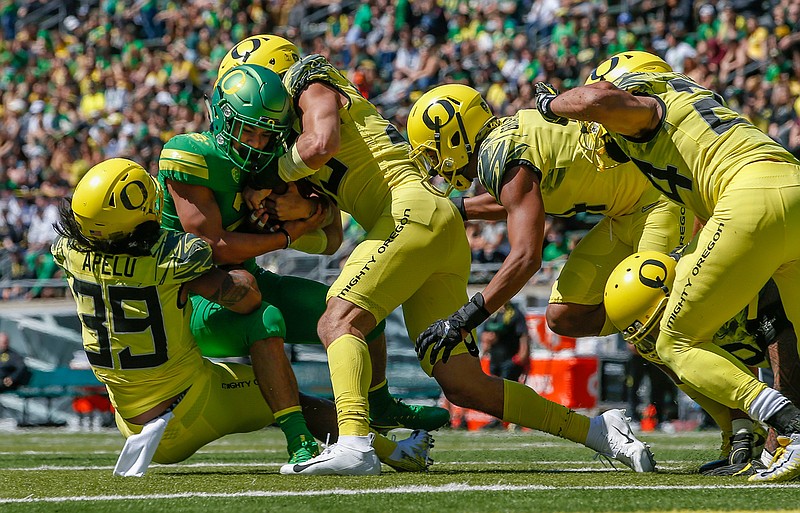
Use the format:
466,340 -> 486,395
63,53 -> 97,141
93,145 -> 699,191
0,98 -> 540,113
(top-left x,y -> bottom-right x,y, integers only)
370,431 -> 397,461
327,334 -> 372,436
502,379 -> 590,444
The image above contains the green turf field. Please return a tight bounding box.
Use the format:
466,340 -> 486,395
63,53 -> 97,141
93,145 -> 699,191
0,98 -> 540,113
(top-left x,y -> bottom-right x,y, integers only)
0,427 -> 797,512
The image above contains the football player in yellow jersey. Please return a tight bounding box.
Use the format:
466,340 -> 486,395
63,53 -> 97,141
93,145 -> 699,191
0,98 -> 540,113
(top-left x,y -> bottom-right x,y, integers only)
604,251 -> 800,476
57,158 -> 433,476
537,50 -> 800,482
50,158 -> 310,474
237,37 -> 654,475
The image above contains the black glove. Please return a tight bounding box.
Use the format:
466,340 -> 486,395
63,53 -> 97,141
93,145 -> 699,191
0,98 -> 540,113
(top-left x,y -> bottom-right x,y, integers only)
415,293 -> 491,365
534,82 -> 569,125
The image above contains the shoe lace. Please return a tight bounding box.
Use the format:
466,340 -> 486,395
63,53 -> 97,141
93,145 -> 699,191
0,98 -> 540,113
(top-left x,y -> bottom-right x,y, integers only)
592,452 -> 619,470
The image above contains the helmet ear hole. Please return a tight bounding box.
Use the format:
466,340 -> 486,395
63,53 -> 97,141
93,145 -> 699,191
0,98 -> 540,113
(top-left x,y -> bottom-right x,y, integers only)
450,131 -> 461,147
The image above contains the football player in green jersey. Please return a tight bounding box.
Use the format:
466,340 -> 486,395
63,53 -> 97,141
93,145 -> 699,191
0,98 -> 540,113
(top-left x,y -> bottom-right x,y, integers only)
234,38 -> 656,476
50,158 -> 334,474
160,63 -> 437,472
537,50 -> 800,482
160,64 -> 328,465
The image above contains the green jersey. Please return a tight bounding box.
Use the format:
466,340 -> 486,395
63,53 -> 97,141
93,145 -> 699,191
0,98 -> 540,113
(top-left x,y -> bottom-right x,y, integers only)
158,132 -> 248,233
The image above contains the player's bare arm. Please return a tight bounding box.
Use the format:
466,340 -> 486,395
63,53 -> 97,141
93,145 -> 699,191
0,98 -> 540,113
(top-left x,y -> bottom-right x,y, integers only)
166,179 -> 320,264
479,164 -> 545,314
183,267 -> 261,314
548,82 -> 663,138
274,82 -> 346,202
462,192 -> 508,221
294,82 -> 347,169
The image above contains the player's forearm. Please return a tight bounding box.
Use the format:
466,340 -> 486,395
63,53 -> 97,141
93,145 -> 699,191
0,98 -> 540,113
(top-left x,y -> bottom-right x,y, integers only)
209,269 -> 261,314
550,84 -> 660,137
208,230 -> 292,265
480,248 -> 541,315
462,193 -> 508,221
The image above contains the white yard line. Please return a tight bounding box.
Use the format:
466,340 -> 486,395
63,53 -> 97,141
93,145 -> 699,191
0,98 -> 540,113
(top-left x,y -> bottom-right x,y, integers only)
2,483 -> 799,504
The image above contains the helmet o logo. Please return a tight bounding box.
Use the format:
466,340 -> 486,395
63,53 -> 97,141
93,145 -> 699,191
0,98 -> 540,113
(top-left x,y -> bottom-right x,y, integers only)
589,56 -> 621,82
230,37 -> 265,62
421,99 -> 456,130
221,69 -> 247,95
120,180 -> 148,211
638,258 -> 668,289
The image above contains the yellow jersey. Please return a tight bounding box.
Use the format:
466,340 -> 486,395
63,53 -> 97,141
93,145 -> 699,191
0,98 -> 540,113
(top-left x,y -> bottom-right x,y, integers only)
51,230 -> 213,419
477,110 -> 654,218
282,54 -> 423,230
611,72 -> 800,220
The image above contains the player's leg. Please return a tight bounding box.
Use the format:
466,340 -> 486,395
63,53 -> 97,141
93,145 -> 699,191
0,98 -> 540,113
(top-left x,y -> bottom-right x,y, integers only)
546,217 -> 631,337
428,351 -> 654,472
116,360 -> 275,464
189,296 -> 318,462
655,186 -> 798,415
402,242 -> 655,472
252,265 -> 434,428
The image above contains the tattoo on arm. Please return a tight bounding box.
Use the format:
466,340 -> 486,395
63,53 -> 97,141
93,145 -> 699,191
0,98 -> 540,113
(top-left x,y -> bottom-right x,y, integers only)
210,272 -> 251,308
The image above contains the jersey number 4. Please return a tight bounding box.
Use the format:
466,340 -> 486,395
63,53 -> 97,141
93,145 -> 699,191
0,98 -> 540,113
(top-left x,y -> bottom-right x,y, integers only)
72,278 -> 168,370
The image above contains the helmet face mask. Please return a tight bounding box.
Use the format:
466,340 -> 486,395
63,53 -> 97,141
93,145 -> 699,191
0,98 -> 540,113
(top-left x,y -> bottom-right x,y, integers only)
217,34 -> 300,79
210,65 -> 294,174
71,158 -> 163,242
408,84 -> 495,197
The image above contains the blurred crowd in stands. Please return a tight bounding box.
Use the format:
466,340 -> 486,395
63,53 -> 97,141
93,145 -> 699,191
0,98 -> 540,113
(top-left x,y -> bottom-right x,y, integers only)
1,0 -> 800,297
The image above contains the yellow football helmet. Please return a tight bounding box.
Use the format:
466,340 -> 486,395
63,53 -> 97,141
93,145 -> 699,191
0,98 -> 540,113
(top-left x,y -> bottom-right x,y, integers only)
580,52 -> 672,170
604,251 -> 677,362
71,158 -> 163,241
217,34 -> 300,80
585,51 -> 672,85
407,84 -> 496,197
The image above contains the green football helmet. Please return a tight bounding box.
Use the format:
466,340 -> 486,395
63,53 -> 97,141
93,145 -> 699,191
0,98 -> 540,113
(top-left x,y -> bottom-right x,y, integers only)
209,64 -> 294,174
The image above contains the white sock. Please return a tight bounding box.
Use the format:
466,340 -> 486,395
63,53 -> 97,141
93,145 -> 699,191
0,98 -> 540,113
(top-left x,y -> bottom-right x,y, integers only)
338,434 -> 373,451
584,415 -> 606,452
748,388 -> 790,423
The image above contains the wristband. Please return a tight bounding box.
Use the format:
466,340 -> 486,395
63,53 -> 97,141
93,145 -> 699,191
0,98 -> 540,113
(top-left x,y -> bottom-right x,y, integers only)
458,292 -> 492,331
278,144 -> 317,182
277,227 -> 291,249
451,196 -> 468,221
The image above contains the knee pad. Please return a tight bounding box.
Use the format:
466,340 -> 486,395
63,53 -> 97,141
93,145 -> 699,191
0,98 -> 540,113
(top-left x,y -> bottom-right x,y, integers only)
245,303 -> 287,346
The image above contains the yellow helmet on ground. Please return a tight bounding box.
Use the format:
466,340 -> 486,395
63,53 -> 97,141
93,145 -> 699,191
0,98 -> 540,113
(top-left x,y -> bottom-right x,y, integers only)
604,251 -> 677,362
407,84 -> 496,197
585,51 -> 672,85
218,34 -> 300,79
71,158 -> 163,241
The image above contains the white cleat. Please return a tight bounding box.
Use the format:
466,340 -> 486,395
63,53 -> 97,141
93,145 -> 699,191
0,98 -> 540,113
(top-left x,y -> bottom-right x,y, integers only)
280,434 -> 381,476
383,429 -> 434,472
749,433 -> 800,483
589,409 -> 656,472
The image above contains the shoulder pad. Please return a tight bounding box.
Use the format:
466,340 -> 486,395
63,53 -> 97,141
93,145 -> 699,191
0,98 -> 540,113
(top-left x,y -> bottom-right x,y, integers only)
159,133 -> 215,184
283,54 -> 345,101
154,230 -> 214,283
